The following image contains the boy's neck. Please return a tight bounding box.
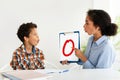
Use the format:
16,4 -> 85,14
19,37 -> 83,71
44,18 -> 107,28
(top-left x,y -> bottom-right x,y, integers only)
24,43 -> 33,53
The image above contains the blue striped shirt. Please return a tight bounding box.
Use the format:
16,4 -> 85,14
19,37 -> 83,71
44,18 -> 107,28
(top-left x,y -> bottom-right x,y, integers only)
80,35 -> 115,69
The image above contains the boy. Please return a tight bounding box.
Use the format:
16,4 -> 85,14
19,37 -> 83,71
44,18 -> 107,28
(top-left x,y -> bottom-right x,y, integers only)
10,22 -> 45,70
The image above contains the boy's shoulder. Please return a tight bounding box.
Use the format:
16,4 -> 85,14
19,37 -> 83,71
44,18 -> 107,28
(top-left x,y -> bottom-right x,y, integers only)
12,46 -> 23,55
13,45 -> 44,55
35,47 -> 43,54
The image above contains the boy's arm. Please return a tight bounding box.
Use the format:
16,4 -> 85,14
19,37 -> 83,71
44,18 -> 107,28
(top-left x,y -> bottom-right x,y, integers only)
10,51 -> 23,70
39,50 -> 45,69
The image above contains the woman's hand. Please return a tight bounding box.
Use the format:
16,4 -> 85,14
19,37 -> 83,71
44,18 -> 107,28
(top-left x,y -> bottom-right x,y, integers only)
74,48 -> 87,62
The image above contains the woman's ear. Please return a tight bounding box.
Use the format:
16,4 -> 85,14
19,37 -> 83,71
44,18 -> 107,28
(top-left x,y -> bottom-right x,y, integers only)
98,27 -> 101,31
95,25 -> 101,31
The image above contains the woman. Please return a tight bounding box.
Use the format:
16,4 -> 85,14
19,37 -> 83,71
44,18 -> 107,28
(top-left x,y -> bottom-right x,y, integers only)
62,9 -> 118,69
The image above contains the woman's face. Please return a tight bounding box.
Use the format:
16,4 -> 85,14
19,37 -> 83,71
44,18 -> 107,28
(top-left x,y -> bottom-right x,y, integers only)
83,15 -> 99,35
25,28 -> 39,46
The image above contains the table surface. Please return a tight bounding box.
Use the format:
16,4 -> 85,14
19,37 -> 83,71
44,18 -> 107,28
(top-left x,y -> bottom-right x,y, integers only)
0,69 -> 120,80
52,69 -> 120,80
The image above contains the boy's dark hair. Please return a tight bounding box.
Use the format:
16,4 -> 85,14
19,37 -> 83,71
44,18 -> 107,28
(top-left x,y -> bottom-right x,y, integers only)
87,9 -> 118,36
17,22 -> 37,42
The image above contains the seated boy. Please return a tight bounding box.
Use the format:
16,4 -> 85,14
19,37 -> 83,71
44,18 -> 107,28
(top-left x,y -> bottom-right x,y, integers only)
10,22 -> 45,70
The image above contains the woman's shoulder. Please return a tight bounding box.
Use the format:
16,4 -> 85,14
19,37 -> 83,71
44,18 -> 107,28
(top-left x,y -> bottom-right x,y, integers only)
105,39 -> 114,49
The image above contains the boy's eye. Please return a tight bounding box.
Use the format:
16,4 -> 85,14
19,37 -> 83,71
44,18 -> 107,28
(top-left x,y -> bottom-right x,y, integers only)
85,22 -> 88,25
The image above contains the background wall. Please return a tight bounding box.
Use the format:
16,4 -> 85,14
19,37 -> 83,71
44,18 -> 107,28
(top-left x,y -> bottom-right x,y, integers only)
0,0 -> 93,69
93,0 -> 110,11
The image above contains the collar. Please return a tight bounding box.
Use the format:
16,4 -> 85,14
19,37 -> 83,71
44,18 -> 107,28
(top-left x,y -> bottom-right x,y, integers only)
94,35 -> 108,46
20,44 -> 36,54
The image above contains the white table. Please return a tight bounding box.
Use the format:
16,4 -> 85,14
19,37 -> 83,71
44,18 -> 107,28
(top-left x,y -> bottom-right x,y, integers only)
0,69 -> 120,80
51,69 -> 120,80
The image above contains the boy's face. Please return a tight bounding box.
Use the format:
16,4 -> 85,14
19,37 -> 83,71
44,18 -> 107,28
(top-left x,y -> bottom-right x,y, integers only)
25,28 -> 39,46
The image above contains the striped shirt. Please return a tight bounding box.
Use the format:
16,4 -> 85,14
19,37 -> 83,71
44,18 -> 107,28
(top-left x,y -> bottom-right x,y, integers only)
10,44 -> 45,70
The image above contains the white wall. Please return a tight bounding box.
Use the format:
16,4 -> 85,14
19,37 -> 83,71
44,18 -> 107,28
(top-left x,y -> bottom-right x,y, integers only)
93,0 -> 110,12
0,0 -> 93,69
110,0 -> 120,18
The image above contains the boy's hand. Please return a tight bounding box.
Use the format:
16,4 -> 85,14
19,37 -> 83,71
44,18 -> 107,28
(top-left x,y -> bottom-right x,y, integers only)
61,60 -> 69,65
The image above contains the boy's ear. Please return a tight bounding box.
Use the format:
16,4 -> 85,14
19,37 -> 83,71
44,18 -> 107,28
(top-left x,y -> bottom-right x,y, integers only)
24,36 -> 28,42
